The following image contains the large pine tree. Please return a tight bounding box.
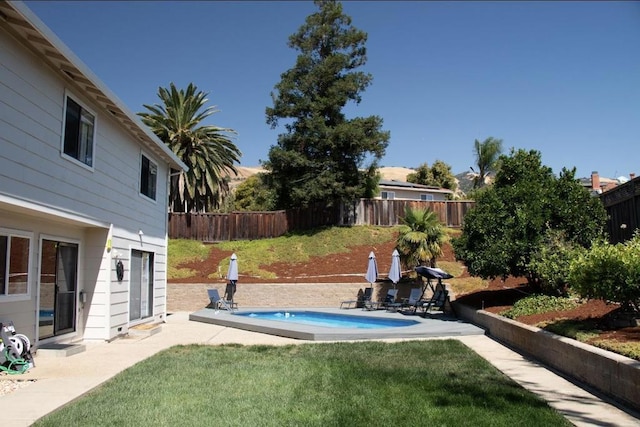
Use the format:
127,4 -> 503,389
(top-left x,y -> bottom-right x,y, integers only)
265,0 -> 389,209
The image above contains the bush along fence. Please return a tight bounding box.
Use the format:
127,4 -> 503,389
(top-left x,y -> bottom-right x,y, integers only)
168,199 -> 475,242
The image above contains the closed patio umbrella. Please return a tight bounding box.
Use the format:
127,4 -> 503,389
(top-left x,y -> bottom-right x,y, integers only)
365,251 -> 378,287
388,249 -> 401,288
226,253 -> 238,305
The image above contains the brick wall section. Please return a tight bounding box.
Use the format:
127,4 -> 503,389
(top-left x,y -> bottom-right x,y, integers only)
167,282 -> 403,312
454,303 -> 640,412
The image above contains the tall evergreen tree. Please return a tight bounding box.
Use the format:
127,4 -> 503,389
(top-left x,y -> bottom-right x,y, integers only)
139,83 -> 241,212
265,0 -> 389,209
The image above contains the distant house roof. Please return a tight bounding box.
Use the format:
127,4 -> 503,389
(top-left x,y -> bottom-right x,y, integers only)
1,1 -> 187,171
578,171 -> 625,196
379,180 -> 454,195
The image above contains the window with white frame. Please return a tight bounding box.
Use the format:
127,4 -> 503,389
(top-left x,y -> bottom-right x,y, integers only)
63,96 -> 95,167
0,229 -> 31,299
420,194 -> 434,201
140,154 -> 157,201
381,191 -> 395,200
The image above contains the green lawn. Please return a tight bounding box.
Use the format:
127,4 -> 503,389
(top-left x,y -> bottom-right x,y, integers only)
33,341 -> 570,427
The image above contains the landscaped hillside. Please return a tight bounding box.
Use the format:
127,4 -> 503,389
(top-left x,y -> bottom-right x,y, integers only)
229,166 -> 418,188
169,225 -> 639,361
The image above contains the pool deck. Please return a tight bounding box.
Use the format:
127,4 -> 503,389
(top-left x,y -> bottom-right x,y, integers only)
189,306 -> 485,340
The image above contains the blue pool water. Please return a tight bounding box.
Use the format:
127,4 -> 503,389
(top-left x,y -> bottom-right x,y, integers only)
235,311 -> 419,329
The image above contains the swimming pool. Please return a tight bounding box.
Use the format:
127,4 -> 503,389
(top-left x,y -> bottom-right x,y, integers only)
236,311 -> 419,329
189,308 -> 485,341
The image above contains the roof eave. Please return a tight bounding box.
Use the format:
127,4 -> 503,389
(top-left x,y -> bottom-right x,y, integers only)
1,1 -> 187,172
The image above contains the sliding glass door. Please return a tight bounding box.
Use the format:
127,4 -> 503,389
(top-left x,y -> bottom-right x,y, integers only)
39,240 -> 78,339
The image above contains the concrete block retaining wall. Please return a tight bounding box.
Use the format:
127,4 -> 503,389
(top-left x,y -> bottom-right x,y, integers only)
168,282 -> 377,312
454,302 -> 640,411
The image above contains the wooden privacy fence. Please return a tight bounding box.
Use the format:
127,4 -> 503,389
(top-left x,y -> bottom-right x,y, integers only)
354,199 -> 475,227
168,199 -> 475,241
168,203 -> 341,242
169,211 -> 289,242
600,176 -> 640,244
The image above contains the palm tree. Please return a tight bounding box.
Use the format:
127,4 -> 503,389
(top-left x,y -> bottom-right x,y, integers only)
471,137 -> 503,189
396,206 -> 446,268
139,83 -> 241,212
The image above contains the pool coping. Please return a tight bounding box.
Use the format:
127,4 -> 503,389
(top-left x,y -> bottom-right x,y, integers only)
189,307 -> 486,341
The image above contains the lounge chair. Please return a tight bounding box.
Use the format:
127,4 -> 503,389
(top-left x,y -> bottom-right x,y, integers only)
398,287 -> 423,313
383,289 -> 406,312
341,287 -> 372,309
207,288 -> 237,311
365,288 -> 398,311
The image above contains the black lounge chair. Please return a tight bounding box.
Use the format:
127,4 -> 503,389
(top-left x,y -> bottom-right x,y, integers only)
341,287 -> 373,309
366,288 -> 398,311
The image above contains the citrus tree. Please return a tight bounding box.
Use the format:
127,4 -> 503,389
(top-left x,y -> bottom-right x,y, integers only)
453,149 -> 606,284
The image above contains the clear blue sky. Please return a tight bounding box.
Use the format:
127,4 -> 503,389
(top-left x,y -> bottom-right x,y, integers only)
25,1 -> 640,180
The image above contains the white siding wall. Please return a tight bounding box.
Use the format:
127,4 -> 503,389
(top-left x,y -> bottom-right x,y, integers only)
0,211 -> 89,344
0,24 -> 171,341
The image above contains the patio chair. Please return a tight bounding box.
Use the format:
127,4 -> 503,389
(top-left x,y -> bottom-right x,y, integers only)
365,288 -> 398,311
383,289 -> 405,312
207,288 -> 237,311
341,287 -> 372,309
398,287 -> 423,313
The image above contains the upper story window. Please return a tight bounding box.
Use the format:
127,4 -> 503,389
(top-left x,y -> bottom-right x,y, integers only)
381,191 -> 395,200
420,194 -> 434,201
63,96 -> 95,167
0,229 -> 31,300
140,154 -> 157,201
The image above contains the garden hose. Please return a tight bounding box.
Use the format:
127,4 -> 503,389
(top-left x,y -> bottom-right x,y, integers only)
0,349 -> 30,375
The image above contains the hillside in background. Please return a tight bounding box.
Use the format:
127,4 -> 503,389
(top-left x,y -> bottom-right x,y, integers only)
229,166 -> 475,198
231,166 -> 417,186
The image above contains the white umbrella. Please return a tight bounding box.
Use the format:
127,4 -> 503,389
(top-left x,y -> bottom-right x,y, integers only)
365,251 -> 378,286
388,249 -> 401,288
227,253 -> 239,282
226,253 -> 238,305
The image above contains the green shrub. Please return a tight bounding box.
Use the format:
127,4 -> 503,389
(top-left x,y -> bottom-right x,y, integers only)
568,233 -> 640,312
500,295 -> 580,319
528,229 -> 581,296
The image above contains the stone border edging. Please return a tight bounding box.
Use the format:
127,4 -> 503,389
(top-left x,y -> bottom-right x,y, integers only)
453,302 -> 640,412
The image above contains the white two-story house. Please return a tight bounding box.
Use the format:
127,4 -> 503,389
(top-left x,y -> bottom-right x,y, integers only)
0,1 -> 187,349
